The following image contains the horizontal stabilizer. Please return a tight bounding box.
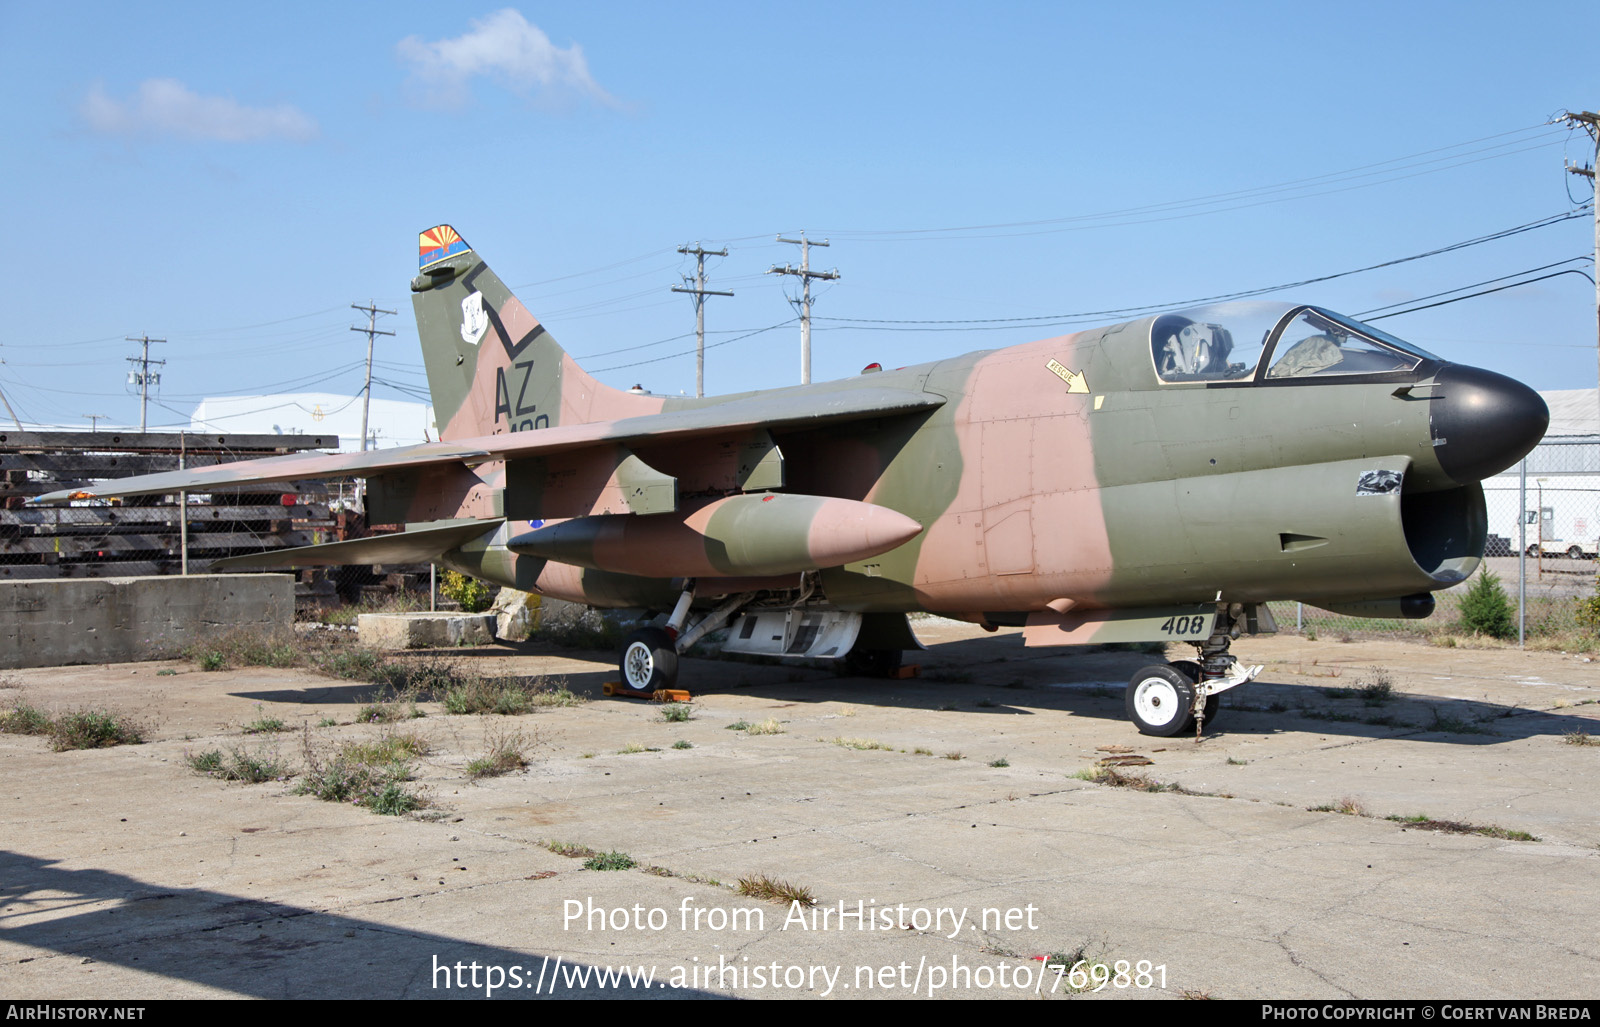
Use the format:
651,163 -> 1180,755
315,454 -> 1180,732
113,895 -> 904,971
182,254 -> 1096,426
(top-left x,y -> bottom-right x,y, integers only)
32,387 -> 944,504
210,519 -> 502,571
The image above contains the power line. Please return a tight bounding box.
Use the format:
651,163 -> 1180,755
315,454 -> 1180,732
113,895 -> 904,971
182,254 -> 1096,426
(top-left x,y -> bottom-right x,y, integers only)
590,319 -> 796,373
813,209 -> 1592,331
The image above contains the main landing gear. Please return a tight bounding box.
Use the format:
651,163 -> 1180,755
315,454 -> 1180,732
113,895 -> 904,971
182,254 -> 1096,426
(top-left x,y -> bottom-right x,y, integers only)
617,581 -> 758,693
1126,621 -> 1261,739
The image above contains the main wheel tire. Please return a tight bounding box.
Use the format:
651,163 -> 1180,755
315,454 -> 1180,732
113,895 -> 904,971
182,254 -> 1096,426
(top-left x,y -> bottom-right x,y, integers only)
620,627 -> 678,691
1168,660 -> 1221,728
1126,665 -> 1197,737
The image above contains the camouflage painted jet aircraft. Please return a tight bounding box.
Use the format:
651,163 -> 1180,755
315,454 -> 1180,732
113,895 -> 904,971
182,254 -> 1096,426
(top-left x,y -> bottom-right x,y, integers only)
37,226 -> 1549,736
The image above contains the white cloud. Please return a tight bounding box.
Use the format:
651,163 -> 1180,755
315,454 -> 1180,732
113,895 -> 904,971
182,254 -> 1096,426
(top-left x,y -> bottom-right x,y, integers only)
80,78 -> 318,143
397,9 -> 615,108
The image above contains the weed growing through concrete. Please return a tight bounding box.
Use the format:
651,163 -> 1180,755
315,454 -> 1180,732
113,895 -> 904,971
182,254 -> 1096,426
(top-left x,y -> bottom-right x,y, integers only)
317,718 -> 339,728
825,736 -> 891,751
725,720 -> 752,731
1385,814 -> 1538,842
466,723 -> 533,779
1565,730 -> 1596,746
737,875 -> 816,906
943,751 -> 964,761
1047,944 -> 1115,994
913,747 -> 934,756
295,727 -> 428,815
442,675 -> 533,715
242,704 -> 288,734
745,719 -> 784,735
1226,757 -> 1249,765
659,704 -> 693,723
1428,709 -> 1491,735
185,745 -> 289,783
0,701 -> 52,737
547,841 -> 599,859
618,742 -> 647,754
1357,667 -> 1395,705
583,851 -> 636,871
672,740 -> 693,750
989,757 -> 1010,768
29,708 -> 148,751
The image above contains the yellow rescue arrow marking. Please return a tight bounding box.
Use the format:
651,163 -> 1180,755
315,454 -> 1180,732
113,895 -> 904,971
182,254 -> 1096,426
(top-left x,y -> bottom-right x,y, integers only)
1046,359 -> 1089,394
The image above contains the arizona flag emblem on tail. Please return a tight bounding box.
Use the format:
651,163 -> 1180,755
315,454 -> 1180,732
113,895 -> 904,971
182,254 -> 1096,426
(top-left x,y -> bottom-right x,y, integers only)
420,225 -> 470,270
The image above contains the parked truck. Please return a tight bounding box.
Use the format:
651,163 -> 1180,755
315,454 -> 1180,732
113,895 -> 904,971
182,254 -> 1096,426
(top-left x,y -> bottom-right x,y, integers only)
1482,477 -> 1600,559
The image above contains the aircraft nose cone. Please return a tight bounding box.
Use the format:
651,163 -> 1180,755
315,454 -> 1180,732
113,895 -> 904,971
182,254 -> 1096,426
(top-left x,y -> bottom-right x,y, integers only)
1430,364 -> 1548,483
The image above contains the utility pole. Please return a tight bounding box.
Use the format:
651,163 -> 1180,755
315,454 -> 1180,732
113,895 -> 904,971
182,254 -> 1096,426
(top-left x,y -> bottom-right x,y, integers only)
350,302 -> 395,452
1561,109 -> 1599,430
125,334 -> 165,432
0,356 -> 23,430
768,233 -> 840,385
671,244 -> 733,397
82,414 -> 107,432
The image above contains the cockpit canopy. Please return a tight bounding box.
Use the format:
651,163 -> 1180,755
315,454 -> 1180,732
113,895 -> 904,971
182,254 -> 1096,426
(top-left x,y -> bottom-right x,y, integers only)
1150,302 -> 1440,385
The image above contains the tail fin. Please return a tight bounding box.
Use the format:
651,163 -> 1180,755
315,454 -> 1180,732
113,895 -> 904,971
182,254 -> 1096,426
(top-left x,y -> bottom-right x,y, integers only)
410,225 -> 662,441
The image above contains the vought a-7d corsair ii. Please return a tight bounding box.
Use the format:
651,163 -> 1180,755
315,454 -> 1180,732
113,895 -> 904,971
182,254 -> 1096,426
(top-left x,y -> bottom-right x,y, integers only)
38,226 -> 1549,736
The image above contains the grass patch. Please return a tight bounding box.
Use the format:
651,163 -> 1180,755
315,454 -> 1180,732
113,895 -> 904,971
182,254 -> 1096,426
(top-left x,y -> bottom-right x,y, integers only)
725,720 -> 751,731
745,718 -> 784,735
672,740 -> 693,750
659,704 -> 693,723
547,841 -> 599,859
1226,757 -> 1249,765
442,675 -> 534,716
184,745 -> 289,784
241,704 -> 288,734
825,736 -> 891,750
0,701 -> 52,737
184,628 -> 301,672
1428,709 -> 1492,735
913,747 -> 933,756
1356,667 -> 1395,706
1385,814 -> 1538,842
988,757 -> 1010,768
1307,796 -> 1367,816
583,850 -> 636,871
466,724 -> 532,779
46,709 -> 146,751
737,874 -> 815,906
295,728 -> 427,815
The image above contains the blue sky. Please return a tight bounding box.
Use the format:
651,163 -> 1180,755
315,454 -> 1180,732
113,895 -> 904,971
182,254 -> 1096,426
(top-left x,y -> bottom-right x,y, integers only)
0,2 -> 1595,435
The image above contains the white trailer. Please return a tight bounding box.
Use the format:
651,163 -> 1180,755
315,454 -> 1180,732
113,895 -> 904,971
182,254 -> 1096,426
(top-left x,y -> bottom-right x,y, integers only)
1482,475 -> 1600,558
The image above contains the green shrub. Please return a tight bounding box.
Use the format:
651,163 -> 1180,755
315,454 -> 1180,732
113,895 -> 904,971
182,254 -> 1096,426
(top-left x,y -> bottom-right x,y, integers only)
441,571 -> 492,613
1458,569 -> 1515,640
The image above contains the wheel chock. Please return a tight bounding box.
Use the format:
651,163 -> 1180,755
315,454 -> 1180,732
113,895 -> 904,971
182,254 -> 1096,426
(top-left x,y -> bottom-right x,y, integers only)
602,681 -> 694,702
603,681 -> 654,699
889,664 -> 921,679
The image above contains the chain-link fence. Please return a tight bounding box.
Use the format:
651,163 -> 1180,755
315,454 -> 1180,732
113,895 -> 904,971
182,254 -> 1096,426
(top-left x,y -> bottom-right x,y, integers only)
1286,438 -> 1600,646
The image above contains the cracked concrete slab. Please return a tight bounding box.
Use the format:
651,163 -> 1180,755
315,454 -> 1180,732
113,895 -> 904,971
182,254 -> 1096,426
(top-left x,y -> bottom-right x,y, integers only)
1,623 -> 1597,999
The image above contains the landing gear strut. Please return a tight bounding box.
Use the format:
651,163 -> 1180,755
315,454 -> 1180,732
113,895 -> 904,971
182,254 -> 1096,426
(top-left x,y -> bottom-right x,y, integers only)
615,580 -> 759,693
1126,609 -> 1262,739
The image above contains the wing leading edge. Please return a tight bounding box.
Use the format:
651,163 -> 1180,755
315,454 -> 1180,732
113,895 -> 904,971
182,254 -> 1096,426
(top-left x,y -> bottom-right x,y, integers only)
31,387 -> 946,504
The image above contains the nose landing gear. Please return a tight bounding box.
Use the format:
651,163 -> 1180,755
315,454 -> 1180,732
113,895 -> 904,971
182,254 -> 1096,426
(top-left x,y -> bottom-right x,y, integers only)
1126,617 -> 1261,739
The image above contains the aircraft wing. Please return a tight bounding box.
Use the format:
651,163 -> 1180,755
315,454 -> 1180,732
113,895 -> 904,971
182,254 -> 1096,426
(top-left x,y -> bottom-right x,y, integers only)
209,519 -> 503,571
31,387 -> 945,503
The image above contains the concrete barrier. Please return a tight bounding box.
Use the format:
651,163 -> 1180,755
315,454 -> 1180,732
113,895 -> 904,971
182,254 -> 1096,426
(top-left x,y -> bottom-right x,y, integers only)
358,612 -> 496,649
0,574 -> 292,669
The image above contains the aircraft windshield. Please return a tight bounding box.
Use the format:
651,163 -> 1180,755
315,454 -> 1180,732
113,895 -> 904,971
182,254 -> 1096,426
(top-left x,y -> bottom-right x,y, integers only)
1150,303 -> 1437,384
